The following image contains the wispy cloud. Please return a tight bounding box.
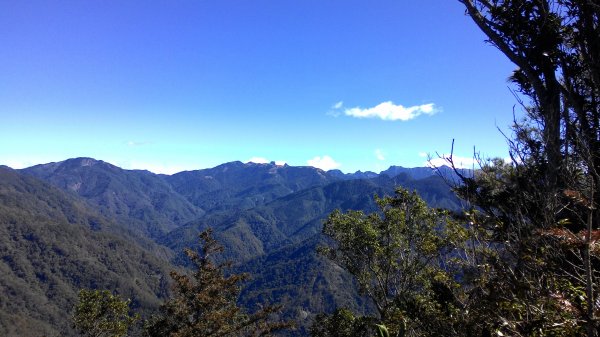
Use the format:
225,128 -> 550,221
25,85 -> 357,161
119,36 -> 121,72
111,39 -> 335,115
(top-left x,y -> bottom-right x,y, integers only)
326,101 -> 344,117
307,155 -> 341,171
375,149 -> 386,161
333,101 -> 438,121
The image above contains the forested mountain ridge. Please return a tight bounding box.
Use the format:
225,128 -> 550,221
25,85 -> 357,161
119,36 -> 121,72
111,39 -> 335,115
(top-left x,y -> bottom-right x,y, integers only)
2,158 -> 463,335
0,166 -> 173,337
22,158 -> 203,240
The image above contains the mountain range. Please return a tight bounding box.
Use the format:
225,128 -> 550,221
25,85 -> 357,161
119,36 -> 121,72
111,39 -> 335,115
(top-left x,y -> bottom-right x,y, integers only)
0,157 -> 466,336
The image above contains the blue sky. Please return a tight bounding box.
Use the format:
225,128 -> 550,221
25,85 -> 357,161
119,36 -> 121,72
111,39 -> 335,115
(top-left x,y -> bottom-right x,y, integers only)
0,0 -> 519,174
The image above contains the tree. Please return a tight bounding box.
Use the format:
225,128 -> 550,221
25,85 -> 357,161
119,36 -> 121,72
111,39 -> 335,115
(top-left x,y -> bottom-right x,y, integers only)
460,0 -> 600,186
144,229 -> 292,337
310,308 -> 375,337
453,1 -> 600,335
317,188 -> 468,337
73,289 -> 139,337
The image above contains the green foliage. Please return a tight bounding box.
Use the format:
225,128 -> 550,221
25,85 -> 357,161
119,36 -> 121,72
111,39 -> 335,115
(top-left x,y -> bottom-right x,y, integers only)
310,308 -> 375,337
73,289 -> 138,337
319,188 -> 467,336
144,229 -> 292,337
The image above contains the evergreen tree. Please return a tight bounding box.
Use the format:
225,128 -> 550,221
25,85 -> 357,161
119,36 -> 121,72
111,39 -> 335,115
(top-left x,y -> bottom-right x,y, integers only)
144,229 -> 292,337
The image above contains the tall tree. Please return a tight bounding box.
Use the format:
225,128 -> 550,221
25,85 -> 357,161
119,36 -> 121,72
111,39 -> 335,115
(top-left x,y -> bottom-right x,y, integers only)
144,229 -> 292,337
455,1 -> 600,335
460,0 -> 600,186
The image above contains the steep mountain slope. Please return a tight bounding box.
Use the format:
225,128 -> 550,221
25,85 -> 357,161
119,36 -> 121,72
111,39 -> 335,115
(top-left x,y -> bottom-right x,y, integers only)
0,167 -> 172,337
238,235 -> 375,336
21,158 -> 203,239
160,176 -> 392,262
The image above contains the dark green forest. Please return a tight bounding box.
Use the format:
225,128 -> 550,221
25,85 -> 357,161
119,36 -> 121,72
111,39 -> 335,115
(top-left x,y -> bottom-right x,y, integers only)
1,0 -> 600,336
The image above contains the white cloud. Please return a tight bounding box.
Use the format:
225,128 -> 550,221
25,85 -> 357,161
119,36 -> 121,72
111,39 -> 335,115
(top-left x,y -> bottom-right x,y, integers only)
307,155 -> 341,171
418,152 -> 428,158
344,101 -> 438,121
326,101 -> 344,117
247,157 -> 269,164
375,149 -> 386,161
246,157 -> 286,166
426,155 -> 476,169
